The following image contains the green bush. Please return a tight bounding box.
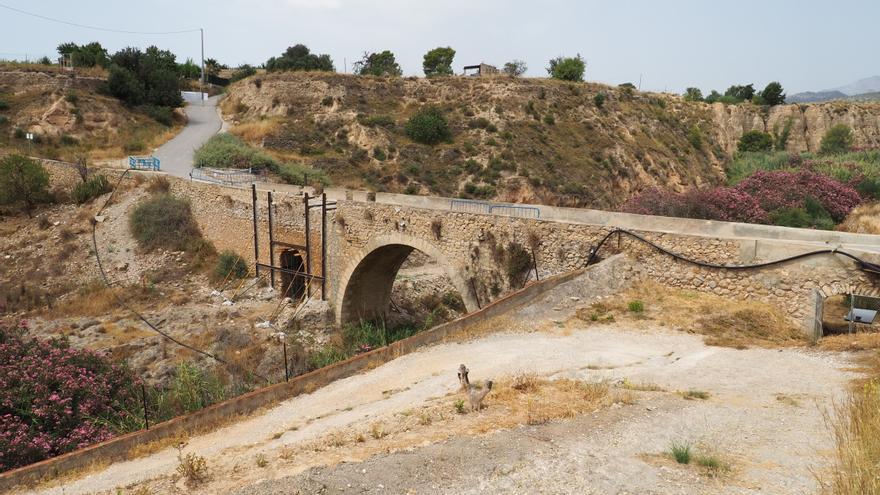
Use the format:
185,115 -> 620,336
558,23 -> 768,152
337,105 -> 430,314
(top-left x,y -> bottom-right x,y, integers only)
593,93 -> 606,108
215,251 -> 248,279
123,139 -> 146,153
143,105 -> 174,126
130,193 -> 203,251
682,87 -> 703,102
0,115 -> 8,125
194,134 -> 279,171
760,81 -> 785,106
820,124 -> 854,155
0,154 -> 51,215
277,162 -> 330,187
422,47 -> 455,77
726,151 -> 791,184
737,130 -> 773,152
358,115 -> 395,128
229,64 -> 256,82
547,54 -> 585,82
505,242 -> 532,287
71,174 -> 111,204
13,127 -> 25,139
405,106 -> 450,145
266,44 -> 334,72
687,125 -> 703,149
0,99 -> 9,111
628,300 -> 645,313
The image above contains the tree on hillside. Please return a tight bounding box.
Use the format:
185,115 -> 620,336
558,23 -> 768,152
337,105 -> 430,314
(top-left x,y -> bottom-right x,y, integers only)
737,130 -> 773,152
354,50 -> 402,76
204,58 -> 222,77
178,58 -> 201,79
422,47 -> 456,77
57,42 -> 109,68
547,54 -> 585,82
724,84 -> 755,102
683,87 -> 704,102
760,81 -> 786,106
820,124 -> 854,155
704,90 -> 722,103
107,46 -> 183,108
266,44 -> 334,72
230,64 -> 257,82
0,155 -> 51,217
502,60 -> 528,77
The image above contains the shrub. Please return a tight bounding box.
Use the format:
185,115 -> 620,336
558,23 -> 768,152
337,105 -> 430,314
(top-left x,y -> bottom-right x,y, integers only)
0,322 -> 139,471
622,187 -> 767,224
405,106 -> 450,145
0,116 -> 8,125
0,99 -> 9,110
502,60 -> 527,77
229,64 -> 257,82
737,130 -> 773,152
215,251 -> 248,279
124,139 -> 146,153
359,114 -> 395,128
422,46 -> 455,77
547,54 -> 585,82
142,105 -> 173,126
176,450 -> 209,487
543,114 -> 556,125
0,154 -> 51,216
194,134 -> 279,171
266,44 -> 334,72
130,193 -> 203,251
820,124 -> 854,155
64,91 -> 79,104
670,441 -> 692,464
593,93 -> 606,108
13,127 -> 25,139
277,162 -> 330,187
71,174 -> 111,204
735,170 -> 861,222
505,242 -> 532,287
628,300 -> 644,313
687,125 -> 703,148
682,87 -> 703,102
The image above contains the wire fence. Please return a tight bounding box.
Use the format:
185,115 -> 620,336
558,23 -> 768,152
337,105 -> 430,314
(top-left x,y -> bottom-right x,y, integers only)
449,199 -> 541,219
190,167 -> 261,186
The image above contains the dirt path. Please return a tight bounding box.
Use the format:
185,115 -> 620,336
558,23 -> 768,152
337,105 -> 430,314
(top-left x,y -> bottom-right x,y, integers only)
30,314 -> 855,495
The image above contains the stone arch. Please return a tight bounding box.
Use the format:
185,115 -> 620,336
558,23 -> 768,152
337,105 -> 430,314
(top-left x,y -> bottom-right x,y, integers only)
334,233 -> 479,325
818,282 -> 880,299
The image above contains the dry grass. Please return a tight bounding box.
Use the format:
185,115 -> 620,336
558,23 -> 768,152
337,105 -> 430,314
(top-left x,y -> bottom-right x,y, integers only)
620,379 -> 666,392
230,118 -> 283,142
575,282 -> 806,349
838,202 -> 880,235
823,380 -> 880,495
175,449 -> 209,487
819,333 -> 880,352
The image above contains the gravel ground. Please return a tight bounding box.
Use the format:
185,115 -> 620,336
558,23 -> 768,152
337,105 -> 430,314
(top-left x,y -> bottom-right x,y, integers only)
24,266 -> 858,495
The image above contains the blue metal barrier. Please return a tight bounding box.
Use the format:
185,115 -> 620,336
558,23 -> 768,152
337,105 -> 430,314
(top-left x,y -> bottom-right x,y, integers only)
129,156 -> 160,171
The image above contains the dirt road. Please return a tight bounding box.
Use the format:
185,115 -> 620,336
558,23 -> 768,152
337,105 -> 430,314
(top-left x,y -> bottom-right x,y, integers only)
30,320 -> 855,493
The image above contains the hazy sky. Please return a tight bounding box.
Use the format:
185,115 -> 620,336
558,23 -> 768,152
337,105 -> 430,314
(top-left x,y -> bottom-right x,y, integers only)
1,0 -> 877,94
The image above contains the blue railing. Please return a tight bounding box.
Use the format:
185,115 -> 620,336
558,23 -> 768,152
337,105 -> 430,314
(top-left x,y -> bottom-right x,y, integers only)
449,199 -> 540,219
129,156 -> 160,171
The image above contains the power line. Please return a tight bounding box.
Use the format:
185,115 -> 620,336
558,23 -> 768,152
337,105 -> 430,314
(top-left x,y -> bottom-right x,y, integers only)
0,2 -> 200,35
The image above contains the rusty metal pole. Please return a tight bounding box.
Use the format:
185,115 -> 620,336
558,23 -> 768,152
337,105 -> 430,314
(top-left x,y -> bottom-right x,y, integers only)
267,191 -> 276,288
304,192 -> 311,298
252,184 -> 259,277
141,383 -> 149,430
321,193 -> 327,301
532,249 -> 540,282
283,340 -> 289,382
470,278 -> 481,310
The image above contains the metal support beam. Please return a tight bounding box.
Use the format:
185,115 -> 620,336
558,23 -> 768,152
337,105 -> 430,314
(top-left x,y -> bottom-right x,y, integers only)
267,191 -> 275,288
303,192 -> 312,298
251,184 -> 259,277
321,192 -> 327,301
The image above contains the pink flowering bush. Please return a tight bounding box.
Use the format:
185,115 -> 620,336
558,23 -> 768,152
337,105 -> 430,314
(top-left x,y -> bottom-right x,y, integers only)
0,322 -> 139,471
734,170 -> 862,221
624,170 -> 862,226
622,187 -> 766,223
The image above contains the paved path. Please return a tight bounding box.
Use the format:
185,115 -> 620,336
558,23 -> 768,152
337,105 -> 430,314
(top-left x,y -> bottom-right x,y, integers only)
153,94 -> 222,178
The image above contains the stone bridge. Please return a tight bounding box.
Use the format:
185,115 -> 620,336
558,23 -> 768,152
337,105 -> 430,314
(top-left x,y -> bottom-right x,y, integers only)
44,163 -> 878,337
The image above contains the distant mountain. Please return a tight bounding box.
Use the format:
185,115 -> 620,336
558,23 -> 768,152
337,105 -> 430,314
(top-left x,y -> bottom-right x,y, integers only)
833,76 -> 880,96
786,90 -> 847,104
787,76 -> 880,104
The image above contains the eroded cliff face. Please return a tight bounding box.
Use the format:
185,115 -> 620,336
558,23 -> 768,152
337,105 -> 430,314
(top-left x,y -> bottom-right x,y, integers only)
711,101 -> 880,154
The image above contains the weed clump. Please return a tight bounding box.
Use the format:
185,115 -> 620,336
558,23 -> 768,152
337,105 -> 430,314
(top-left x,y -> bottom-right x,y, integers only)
71,174 -> 111,204
215,250 -> 249,280
129,193 -> 203,252
670,441 -> 692,464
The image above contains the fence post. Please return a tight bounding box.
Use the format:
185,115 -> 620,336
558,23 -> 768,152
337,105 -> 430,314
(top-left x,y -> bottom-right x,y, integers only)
532,249 -> 540,282
304,193 -> 312,298
252,184 -> 260,277
283,340 -> 289,382
267,191 -> 276,288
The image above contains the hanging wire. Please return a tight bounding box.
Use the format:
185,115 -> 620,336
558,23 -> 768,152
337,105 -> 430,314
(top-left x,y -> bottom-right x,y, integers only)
0,3 -> 201,35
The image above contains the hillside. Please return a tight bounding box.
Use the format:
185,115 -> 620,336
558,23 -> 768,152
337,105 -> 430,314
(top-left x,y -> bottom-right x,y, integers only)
222,73 -> 725,208
221,72 -> 880,208
0,64 -> 179,161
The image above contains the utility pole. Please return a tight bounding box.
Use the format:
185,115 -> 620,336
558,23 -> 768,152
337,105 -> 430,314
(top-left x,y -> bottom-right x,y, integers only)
200,28 -> 205,106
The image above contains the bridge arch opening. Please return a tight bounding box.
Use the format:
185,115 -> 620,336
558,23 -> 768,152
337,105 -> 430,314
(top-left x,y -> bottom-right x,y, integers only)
280,249 -> 306,301
336,235 -> 479,326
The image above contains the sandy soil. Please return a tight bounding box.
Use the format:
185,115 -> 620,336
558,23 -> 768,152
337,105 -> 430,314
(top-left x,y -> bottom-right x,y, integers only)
25,269 -> 858,495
